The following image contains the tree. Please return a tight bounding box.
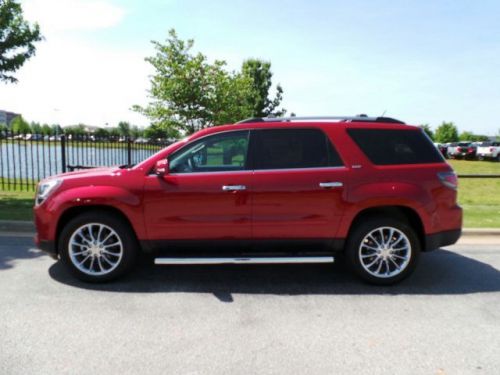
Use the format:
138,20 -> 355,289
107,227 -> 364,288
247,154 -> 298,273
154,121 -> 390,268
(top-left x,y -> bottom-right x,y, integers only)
41,123 -> 51,135
434,122 -> 459,143
419,124 -> 434,141
241,58 -> 285,117
144,122 -> 180,140
51,124 -> 63,134
30,121 -> 42,134
0,0 -> 43,83
117,121 -> 131,137
134,29 -> 255,136
130,125 -> 144,139
459,131 -> 488,142
10,115 -> 30,133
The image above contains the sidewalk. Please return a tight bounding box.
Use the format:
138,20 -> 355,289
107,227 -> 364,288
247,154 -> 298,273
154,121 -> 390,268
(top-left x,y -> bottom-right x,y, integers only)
0,220 -> 498,237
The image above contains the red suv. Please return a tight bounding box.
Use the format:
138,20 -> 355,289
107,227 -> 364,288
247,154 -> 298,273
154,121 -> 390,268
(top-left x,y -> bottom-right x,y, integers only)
34,116 -> 462,285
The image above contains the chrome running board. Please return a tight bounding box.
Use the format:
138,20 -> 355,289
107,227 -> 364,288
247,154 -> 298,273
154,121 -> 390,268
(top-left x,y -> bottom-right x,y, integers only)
154,256 -> 334,265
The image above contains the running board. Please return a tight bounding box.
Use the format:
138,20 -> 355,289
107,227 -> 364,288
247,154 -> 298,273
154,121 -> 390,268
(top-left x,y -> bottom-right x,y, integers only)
154,256 -> 334,265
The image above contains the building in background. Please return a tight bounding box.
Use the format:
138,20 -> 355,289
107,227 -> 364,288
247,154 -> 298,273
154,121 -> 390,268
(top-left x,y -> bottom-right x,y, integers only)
0,110 -> 21,125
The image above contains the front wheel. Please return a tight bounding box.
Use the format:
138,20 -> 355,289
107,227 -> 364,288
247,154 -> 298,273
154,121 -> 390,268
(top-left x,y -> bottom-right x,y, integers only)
59,211 -> 138,282
346,218 -> 420,285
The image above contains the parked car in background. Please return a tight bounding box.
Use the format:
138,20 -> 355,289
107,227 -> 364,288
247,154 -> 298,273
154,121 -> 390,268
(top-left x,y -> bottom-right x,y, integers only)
434,143 -> 450,158
34,115 -> 462,285
477,142 -> 500,161
448,142 -> 477,160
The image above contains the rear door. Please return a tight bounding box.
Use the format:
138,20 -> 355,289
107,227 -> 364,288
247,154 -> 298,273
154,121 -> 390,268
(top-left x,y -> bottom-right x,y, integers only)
249,128 -> 348,242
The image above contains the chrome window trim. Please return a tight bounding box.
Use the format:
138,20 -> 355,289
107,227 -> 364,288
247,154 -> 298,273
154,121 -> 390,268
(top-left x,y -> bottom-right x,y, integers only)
165,166 -> 347,176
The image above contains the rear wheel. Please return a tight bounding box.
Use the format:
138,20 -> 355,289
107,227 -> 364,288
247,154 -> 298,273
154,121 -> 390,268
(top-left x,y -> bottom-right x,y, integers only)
346,217 -> 420,285
59,211 -> 138,282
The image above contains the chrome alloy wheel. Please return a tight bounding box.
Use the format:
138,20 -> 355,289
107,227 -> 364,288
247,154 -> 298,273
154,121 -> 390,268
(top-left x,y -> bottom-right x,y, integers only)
68,223 -> 123,276
358,226 -> 412,279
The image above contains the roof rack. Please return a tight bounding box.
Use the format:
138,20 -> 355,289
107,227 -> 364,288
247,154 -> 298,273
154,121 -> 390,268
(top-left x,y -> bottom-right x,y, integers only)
236,115 -> 405,124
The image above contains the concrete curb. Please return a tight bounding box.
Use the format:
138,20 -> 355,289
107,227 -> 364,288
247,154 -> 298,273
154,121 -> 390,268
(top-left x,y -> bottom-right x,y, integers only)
0,219 -> 498,237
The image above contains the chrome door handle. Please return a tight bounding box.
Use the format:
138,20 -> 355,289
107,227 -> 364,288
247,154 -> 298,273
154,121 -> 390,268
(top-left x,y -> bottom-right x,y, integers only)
319,182 -> 343,189
222,185 -> 246,191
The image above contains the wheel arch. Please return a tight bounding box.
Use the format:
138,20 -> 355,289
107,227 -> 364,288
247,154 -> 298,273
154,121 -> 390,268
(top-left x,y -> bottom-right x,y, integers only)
55,205 -> 139,254
346,205 -> 425,251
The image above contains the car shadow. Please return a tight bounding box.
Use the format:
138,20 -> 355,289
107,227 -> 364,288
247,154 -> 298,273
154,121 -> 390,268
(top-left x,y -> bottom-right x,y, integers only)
0,236 -> 44,270
47,248 -> 500,301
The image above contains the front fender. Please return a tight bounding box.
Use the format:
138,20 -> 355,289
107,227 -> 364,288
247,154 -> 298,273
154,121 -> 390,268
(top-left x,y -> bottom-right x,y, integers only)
42,185 -> 145,241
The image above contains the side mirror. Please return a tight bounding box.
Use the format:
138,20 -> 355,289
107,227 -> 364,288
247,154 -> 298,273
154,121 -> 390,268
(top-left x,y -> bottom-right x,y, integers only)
154,159 -> 169,176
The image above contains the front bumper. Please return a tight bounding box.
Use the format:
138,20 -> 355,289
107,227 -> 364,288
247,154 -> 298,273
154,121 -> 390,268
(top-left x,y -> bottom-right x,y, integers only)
424,229 -> 461,251
34,233 -> 57,259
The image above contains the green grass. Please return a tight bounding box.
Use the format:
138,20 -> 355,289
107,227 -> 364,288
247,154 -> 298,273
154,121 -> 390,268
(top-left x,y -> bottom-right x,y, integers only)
448,160 -> 500,228
0,159 -> 499,227
0,189 -> 34,221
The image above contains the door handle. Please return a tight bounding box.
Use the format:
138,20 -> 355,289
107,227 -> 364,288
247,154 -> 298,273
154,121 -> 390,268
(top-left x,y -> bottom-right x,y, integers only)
319,182 -> 343,189
222,185 -> 247,191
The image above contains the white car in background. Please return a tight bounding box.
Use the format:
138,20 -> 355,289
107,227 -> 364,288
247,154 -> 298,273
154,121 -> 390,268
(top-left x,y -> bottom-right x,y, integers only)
477,142 -> 500,161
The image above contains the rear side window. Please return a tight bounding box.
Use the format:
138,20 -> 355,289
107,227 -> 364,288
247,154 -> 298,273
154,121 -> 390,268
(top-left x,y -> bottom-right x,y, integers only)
250,128 -> 343,170
347,128 -> 444,165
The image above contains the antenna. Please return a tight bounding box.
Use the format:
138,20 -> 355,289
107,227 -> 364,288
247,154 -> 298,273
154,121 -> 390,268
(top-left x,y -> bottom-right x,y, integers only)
380,110 -> 387,117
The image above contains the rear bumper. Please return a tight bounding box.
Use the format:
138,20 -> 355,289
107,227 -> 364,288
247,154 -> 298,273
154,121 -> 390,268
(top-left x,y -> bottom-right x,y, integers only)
424,229 -> 461,251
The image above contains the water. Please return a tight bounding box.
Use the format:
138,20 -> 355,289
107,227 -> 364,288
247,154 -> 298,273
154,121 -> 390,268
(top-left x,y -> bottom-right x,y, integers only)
0,141 -> 162,184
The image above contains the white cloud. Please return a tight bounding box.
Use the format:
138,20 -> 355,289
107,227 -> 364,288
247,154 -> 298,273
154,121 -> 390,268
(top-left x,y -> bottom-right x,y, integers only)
1,35 -> 152,126
23,0 -> 126,32
0,1 -> 152,127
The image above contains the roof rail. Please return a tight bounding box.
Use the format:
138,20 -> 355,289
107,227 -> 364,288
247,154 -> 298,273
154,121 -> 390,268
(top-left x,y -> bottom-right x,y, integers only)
236,115 -> 405,124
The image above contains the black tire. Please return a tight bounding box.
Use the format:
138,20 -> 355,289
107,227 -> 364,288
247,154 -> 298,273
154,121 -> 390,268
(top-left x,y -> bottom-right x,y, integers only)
345,217 -> 420,285
59,211 -> 138,282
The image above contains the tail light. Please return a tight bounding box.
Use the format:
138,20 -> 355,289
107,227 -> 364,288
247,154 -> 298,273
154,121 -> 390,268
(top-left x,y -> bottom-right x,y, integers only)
491,147 -> 495,152
467,147 -> 474,153
438,172 -> 458,190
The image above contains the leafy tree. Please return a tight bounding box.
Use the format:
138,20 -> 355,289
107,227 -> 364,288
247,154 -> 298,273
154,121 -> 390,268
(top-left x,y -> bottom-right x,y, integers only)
117,121 -> 131,137
64,124 -> 86,136
459,131 -> 488,142
434,122 -> 459,143
419,124 -> 434,141
144,122 -> 180,140
10,115 -> 30,133
130,125 -> 144,139
51,124 -> 63,134
41,123 -> 51,135
30,121 -> 42,134
241,58 -> 285,117
134,29 -> 254,135
0,0 -> 43,83
94,127 -> 109,138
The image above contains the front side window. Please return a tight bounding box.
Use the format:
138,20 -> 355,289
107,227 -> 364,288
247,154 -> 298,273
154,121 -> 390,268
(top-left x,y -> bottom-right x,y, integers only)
169,131 -> 249,173
250,128 -> 343,170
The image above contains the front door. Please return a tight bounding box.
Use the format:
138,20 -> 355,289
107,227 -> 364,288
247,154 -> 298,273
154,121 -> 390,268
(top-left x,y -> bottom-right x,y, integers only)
143,130 -> 252,242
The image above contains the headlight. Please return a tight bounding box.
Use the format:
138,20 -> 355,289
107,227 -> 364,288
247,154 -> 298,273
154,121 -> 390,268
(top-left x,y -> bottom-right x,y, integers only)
36,179 -> 62,205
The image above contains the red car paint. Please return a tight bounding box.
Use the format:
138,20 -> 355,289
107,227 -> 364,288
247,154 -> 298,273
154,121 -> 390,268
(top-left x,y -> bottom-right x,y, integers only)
34,120 -> 462,254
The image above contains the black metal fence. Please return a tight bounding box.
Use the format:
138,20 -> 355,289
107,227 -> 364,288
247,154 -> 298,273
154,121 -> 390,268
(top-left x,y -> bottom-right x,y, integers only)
0,131 -> 173,191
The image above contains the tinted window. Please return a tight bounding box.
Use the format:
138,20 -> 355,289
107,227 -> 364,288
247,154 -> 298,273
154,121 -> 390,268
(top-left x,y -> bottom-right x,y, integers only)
169,131 -> 249,173
250,128 -> 342,170
347,128 -> 444,165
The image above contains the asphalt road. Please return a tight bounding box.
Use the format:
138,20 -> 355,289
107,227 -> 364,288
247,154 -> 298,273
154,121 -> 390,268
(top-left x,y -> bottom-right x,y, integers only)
0,235 -> 499,375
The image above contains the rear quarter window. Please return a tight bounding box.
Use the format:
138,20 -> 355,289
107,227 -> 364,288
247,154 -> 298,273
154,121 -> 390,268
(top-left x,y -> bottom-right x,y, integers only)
347,128 -> 444,165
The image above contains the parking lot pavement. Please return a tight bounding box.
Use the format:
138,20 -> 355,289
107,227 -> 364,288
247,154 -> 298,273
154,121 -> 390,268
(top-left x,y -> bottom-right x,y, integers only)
0,235 -> 499,375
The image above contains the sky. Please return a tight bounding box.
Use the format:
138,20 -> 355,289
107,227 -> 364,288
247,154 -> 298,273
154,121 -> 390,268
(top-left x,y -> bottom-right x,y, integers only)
1,0 -> 499,135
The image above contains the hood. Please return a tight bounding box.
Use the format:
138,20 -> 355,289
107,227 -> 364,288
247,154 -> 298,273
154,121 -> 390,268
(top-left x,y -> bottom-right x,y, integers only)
51,166 -> 124,181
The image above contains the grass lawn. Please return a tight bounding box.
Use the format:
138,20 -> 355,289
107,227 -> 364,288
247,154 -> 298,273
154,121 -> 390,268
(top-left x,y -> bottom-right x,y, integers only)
0,189 -> 34,221
448,160 -> 500,228
0,159 -> 498,227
